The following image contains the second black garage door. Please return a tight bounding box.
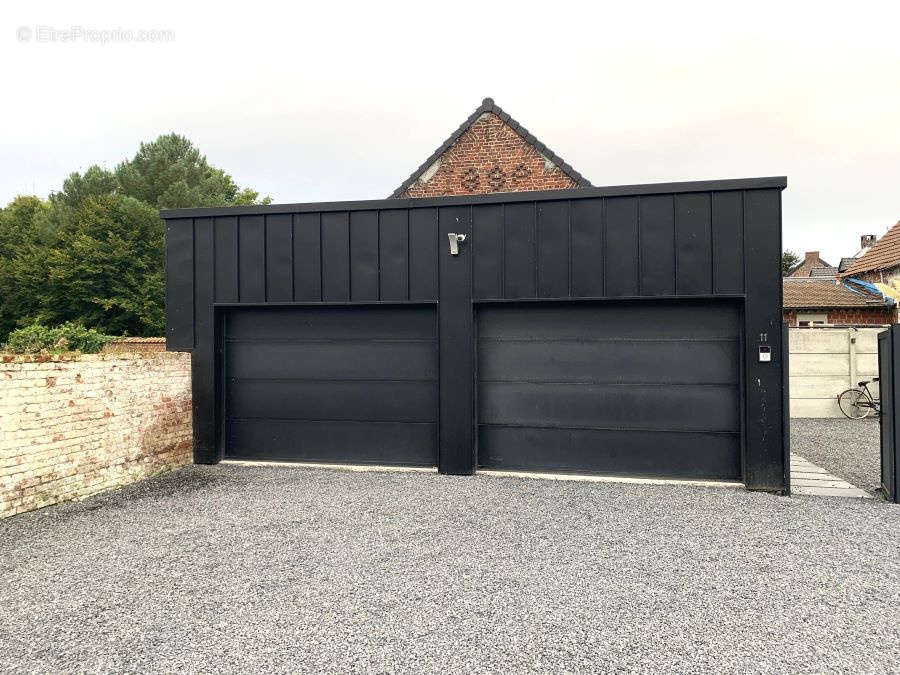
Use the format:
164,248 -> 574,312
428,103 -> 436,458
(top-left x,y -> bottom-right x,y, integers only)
477,300 -> 742,479
223,305 -> 438,465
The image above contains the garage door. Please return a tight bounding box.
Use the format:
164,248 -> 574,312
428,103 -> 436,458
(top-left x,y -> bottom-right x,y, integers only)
477,300 -> 742,479
223,305 -> 438,465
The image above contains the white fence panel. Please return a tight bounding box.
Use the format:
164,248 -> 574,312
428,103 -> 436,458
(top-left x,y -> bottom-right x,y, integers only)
788,327 -> 885,418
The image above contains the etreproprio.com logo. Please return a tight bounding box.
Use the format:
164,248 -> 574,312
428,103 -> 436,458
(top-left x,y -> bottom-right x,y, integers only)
16,25 -> 175,44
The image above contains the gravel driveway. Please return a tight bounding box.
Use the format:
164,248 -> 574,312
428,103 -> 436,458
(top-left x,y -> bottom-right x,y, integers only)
791,418 -> 881,493
3,464 -> 900,673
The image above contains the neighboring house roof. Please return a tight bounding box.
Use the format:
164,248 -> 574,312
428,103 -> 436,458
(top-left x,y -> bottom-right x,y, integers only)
809,266 -> 839,277
389,97 -> 592,199
787,251 -> 833,277
783,277 -> 892,309
838,257 -> 857,272
842,220 -> 900,277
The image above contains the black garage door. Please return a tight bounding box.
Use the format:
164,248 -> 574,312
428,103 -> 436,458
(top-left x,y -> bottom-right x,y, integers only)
477,300 -> 742,479
223,305 -> 438,465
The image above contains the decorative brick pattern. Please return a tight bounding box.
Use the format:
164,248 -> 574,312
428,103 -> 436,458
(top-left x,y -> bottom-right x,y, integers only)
401,113 -> 577,198
0,352 -> 191,518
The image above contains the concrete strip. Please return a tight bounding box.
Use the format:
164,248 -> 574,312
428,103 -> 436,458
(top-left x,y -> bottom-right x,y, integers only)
792,478 -> 858,489
792,471 -> 834,479
478,469 -> 743,489
221,460 -> 437,473
792,486 -> 872,498
790,453 -> 873,499
222,461 -> 742,489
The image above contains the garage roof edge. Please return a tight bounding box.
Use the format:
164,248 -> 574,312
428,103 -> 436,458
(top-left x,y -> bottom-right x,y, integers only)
160,176 -> 787,220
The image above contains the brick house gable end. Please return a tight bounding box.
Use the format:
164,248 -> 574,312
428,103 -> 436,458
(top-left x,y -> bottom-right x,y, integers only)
392,98 -> 591,199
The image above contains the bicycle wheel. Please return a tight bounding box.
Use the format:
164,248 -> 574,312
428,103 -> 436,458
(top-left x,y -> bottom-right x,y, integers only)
837,388 -> 873,419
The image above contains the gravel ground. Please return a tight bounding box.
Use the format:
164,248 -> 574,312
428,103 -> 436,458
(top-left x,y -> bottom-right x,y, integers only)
792,418 -> 881,494
3,465 -> 900,673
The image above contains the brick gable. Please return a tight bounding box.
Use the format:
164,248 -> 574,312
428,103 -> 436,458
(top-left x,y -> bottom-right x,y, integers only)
401,112 -> 577,198
392,98 -> 590,199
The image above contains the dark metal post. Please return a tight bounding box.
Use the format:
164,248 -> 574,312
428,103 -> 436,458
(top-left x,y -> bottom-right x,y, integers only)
438,206 -> 475,474
743,189 -> 787,491
879,325 -> 898,502
782,321 -> 791,495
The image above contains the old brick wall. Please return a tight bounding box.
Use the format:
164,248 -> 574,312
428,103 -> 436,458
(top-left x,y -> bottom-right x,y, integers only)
0,352 -> 192,518
402,112 -> 577,198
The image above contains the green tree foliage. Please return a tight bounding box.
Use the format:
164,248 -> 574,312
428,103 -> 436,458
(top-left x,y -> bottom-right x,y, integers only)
115,133 -> 271,209
0,134 -> 270,342
51,165 -> 118,211
39,195 -> 165,335
782,250 -> 801,276
0,196 -> 54,338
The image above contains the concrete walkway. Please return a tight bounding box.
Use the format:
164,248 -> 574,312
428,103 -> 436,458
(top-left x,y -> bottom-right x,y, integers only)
791,453 -> 871,498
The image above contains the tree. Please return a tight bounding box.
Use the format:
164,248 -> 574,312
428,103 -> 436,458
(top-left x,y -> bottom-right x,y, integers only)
115,133 -> 270,209
0,196 -> 53,338
37,195 -> 165,336
0,134 -> 270,342
782,250 -> 800,276
50,165 -> 118,211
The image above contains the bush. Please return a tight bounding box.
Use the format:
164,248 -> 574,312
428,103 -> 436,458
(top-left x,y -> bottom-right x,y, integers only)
4,322 -> 111,354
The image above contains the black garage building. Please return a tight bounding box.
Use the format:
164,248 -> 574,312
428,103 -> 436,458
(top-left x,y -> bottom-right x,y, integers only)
162,177 -> 788,491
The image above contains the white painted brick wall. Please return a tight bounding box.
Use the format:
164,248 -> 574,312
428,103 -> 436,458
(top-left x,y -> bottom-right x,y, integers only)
0,352 -> 192,518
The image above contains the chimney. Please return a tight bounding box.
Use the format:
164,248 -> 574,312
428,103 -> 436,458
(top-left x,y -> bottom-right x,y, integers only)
861,234 -> 876,249
804,251 -> 819,263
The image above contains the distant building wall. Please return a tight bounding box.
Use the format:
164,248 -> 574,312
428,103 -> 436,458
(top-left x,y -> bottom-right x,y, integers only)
783,307 -> 894,326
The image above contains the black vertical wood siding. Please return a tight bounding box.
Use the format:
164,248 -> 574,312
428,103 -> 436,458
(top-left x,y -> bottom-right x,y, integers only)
166,183 -> 774,341
214,216 -> 239,304
164,183 -> 776,322
350,211 -> 379,301
164,218 -> 193,350
265,214 -> 293,302
379,210 -> 409,301
162,177 -> 786,488
238,215 -> 265,303
408,207 -> 438,301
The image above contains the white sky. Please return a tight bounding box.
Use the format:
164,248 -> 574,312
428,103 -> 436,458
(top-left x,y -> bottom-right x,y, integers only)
2,1 -> 899,264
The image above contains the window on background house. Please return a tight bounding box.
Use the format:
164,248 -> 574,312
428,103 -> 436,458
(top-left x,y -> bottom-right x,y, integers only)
797,312 -> 828,327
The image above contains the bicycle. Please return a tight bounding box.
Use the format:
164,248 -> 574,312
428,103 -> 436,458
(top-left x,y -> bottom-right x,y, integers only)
837,378 -> 881,419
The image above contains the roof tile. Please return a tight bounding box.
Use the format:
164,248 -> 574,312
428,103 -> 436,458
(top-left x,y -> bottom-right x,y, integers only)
783,278 -> 891,308
842,221 -> 900,276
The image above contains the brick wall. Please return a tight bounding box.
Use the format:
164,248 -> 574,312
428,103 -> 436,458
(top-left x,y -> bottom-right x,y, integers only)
783,308 -> 894,326
401,112 -> 577,198
0,352 -> 192,518
827,307 -> 895,325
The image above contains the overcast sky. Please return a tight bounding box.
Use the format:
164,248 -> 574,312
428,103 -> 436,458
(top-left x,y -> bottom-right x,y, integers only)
3,1 -> 899,264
